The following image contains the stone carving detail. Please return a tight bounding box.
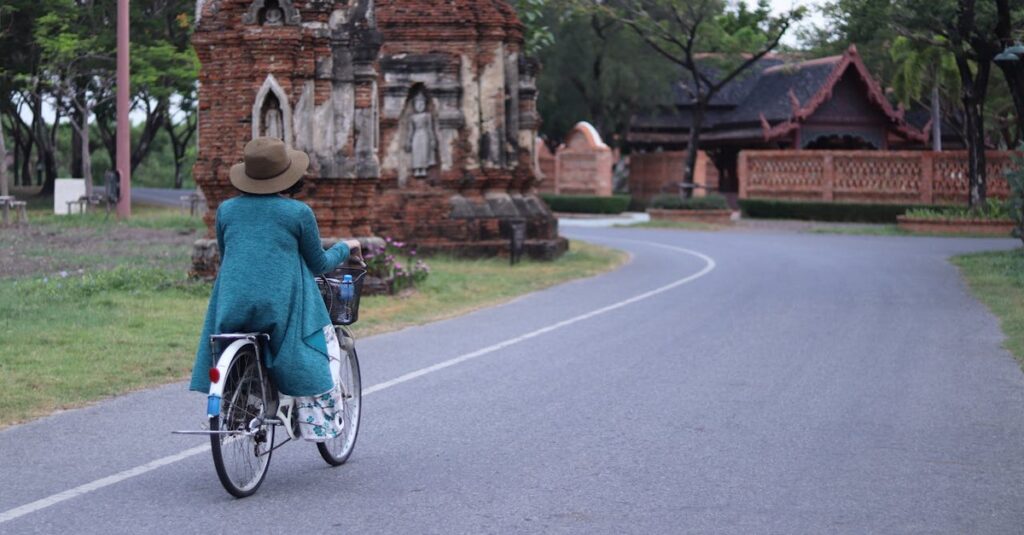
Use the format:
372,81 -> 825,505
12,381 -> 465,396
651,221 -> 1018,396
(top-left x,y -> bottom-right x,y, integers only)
380,53 -> 463,180
252,74 -> 293,146
243,0 -> 300,26
404,93 -> 437,178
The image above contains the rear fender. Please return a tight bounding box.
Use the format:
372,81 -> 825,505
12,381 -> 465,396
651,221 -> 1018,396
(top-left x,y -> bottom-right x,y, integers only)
207,339 -> 258,416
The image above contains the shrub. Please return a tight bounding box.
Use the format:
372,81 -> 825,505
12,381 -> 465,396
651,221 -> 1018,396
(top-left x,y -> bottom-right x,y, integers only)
540,194 -> 632,214
648,193 -> 729,211
905,199 -> 1011,220
738,199 -> 950,223
364,237 -> 430,293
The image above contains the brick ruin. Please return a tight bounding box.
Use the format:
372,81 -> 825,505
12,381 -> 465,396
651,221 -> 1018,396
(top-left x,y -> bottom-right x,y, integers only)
191,0 -> 566,275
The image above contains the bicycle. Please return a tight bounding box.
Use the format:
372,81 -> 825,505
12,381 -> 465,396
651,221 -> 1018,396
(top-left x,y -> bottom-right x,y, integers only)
175,266 -> 366,498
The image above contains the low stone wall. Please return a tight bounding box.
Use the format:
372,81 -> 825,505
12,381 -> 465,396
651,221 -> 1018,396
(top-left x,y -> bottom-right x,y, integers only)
895,216 -> 1015,236
647,208 -> 732,225
191,237 -> 386,281
739,150 -> 1013,205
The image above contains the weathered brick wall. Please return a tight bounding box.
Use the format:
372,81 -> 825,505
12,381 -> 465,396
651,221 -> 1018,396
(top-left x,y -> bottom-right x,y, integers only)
627,150 -> 717,204
192,0 -> 566,263
738,150 -> 1012,204
554,122 -> 613,196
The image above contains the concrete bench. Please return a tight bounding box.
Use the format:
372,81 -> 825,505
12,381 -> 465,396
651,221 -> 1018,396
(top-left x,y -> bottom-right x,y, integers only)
1,197 -> 28,226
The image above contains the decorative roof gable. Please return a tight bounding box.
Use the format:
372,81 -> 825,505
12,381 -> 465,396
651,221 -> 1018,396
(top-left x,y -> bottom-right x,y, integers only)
759,45 -> 928,143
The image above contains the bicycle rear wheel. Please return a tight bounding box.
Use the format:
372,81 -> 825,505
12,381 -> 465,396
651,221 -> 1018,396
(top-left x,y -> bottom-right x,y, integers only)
210,346 -> 275,498
318,340 -> 362,466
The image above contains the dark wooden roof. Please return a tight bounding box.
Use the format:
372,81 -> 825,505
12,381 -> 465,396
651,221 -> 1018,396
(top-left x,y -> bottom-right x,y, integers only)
629,46 -> 929,148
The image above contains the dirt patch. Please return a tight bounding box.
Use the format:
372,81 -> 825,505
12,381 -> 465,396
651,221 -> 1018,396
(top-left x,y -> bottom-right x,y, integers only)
0,224 -> 198,279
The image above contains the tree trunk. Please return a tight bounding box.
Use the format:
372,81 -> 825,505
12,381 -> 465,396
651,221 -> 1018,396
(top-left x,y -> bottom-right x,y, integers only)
71,112 -> 83,179
996,63 -> 1024,144
681,104 -> 705,199
81,112 -> 93,198
931,85 -> 942,152
0,127 -> 8,198
963,97 -> 987,207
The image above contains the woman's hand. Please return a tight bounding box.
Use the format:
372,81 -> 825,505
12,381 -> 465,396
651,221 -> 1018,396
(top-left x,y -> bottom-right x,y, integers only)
345,239 -> 364,266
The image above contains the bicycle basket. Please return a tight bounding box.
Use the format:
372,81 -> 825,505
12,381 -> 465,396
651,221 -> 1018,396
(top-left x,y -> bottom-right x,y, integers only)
316,267 -> 367,325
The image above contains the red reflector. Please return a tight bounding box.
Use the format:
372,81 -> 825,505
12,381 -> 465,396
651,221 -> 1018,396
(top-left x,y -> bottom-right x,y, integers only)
209,368 -> 221,383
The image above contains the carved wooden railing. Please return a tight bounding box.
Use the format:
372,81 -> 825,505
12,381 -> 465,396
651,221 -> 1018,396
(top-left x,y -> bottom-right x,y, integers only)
738,150 -> 1013,205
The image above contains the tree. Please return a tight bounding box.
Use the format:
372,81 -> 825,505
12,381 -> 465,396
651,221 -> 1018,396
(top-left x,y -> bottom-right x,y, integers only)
94,2 -> 198,175
164,91 -> 196,189
534,11 -> 677,146
0,0 -> 67,194
35,6 -> 116,197
894,0 -> 1023,207
889,36 -> 961,150
584,0 -> 804,196
516,0 -> 556,55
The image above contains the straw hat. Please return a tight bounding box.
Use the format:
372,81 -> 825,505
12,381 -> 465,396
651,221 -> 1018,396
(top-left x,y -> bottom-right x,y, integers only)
229,137 -> 309,194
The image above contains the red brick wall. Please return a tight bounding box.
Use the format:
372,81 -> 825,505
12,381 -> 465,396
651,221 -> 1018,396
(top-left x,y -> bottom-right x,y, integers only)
628,150 -> 718,203
738,150 -> 1012,204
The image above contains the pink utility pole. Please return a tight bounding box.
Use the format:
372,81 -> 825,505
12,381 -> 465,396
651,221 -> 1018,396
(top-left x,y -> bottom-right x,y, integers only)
116,0 -> 131,218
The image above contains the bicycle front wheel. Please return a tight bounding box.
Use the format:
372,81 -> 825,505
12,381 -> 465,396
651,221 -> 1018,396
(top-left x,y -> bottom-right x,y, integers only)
318,340 -> 362,466
210,346 -> 275,498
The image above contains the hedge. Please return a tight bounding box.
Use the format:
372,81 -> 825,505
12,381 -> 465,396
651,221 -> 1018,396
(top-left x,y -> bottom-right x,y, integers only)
738,199 -> 951,223
540,194 -> 632,214
648,193 -> 729,210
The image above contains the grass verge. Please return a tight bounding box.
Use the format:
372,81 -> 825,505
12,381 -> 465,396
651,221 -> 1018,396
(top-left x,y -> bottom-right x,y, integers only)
0,240 -> 626,427
618,220 -> 725,231
952,248 -> 1024,368
809,224 -> 1008,238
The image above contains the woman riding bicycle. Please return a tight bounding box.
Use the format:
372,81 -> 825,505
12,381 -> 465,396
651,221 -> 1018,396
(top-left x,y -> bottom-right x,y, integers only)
189,136 -> 361,441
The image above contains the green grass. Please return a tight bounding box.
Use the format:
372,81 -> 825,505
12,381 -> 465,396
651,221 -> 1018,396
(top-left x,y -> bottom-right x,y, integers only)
23,201 -> 206,233
618,220 -> 724,231
952,249 -> 1024,368
0,240 -> 625,426
808,224 -> 1007,238
807,225 -> 907,236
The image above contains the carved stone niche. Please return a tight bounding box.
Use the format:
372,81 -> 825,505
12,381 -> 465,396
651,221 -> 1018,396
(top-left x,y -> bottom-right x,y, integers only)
401,89 -> 439,180
252,74 -> 294,146
381,53 -> 464,175
242,0 -> 301,26
518,56 -> 541,131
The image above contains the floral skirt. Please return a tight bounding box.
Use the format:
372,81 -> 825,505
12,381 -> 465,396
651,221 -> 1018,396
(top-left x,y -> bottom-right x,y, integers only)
294,326 -> 345,442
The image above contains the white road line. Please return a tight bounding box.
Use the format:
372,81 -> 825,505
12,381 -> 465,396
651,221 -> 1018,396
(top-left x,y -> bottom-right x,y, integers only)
0,444 -> 211,524
0,240 -> 715,525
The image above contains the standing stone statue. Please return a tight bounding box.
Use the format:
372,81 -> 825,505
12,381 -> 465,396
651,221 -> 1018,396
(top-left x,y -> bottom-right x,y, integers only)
261,96 -> 284,140
404,93 -> 437,178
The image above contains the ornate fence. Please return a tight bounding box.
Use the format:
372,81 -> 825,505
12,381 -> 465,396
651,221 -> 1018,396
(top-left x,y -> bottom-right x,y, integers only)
738,150 -> 1013,205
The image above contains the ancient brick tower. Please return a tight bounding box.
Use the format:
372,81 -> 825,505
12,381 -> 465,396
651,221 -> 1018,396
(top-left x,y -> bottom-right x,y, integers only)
192,0 -> 566,261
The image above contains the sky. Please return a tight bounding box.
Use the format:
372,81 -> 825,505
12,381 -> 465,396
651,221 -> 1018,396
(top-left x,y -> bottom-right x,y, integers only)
767,0 -> 829,47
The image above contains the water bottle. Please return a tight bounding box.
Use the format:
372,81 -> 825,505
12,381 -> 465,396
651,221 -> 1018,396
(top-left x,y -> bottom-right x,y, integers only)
339,274 -> 354,323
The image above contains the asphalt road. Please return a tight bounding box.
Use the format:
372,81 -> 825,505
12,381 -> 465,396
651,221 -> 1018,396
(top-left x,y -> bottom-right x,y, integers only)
2,227 -> 1023,533
132,187 -> 199,208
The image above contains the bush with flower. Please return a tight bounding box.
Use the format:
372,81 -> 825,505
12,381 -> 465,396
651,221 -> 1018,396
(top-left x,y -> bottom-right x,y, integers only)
363,237 -> 430,293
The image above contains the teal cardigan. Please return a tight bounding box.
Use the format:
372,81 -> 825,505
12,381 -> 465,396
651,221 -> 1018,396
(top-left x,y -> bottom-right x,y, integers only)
189,194 -> 349,396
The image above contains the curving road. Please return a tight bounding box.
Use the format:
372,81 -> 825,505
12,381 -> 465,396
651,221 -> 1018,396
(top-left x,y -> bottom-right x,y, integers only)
2,227 -> 1023,533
